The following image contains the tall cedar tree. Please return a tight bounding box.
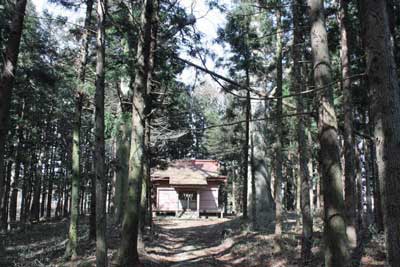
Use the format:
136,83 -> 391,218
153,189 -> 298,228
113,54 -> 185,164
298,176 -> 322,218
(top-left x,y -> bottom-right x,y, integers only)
141,0 -> 159,232
117,0 -> 154,265
94,0 -> 107,265
361,0 -> 400,265
274,5 -> 284,237
293,0 -> 312,264
338,0 -> 357,249
0,0 -> 28,232
242,68 -> 250,220
65,0 -> 94,259
307,0 -> 350,266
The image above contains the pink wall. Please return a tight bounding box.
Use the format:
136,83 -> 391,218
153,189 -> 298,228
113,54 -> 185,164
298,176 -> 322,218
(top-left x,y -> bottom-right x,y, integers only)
200,187 -> 218,210
157,187 -> 178,211
156,186 -> 219,211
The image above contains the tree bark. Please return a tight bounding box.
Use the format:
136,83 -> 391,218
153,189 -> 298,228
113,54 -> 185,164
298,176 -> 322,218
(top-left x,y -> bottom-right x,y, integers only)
361,1 -> 400,265
46,147 -> 55,218
94,0 -> 107,265
140,0 -> 158,234
117,0 -> 154,265
293,0 -> 312,264
10,100 -> 25,224
242,71 -> 250,220
363,138 -> 373,225
338,0 -> 357,249
30,151 -> 41,222
274,6 -> 283,237
2,159 -> 13,230
115,110 -> 130,224
65,0 -> 93,259
307,0 -> 350,265
0,0 -> 28,235
369,138 -> 383,231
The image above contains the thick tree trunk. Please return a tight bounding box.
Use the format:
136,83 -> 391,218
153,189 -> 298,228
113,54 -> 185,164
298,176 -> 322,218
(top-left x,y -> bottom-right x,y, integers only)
386,0 -> 399,70
293,1 -> 312,264
369,138 -> 383,231
140,0 -> 158,234
361,1 -> 400,265
307,0 -> 349,265
117,0 -> 154,265
0,0 -> 28,235
115,111 -> 130,224
274,7 -> 283,237
66,95 -> 83,258
364,139 -> 373,225
65,0 -> 93,259
338,0 -> 357,249
94,0 -> 107,265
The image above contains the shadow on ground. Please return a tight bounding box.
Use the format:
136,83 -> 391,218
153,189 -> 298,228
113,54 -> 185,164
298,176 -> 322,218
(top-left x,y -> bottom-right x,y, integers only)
2,213 -> 386,267
141,216 -> 301,267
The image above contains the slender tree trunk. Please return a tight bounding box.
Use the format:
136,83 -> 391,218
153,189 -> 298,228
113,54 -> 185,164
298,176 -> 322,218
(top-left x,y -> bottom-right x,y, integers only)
55,172 -> 63,218
274,6 -> 283,237
232,166 -> 237,214
316,173 -> 320,211
46,152 -> 54,219
2,160 -> 12,230
355,145 -> 363,229
338,0 -> 357,249
293,1 -> 312,264
63,173 -> 69,217
89,170 -> 96,239
249,133 -> 256,227
361,1 -> 400,264
65,0 -> 93,258
40,167 -> 47,219
10,100 -> 25,224
307,0 -> 349,265
242,69 -> 250,220
0,0 -> 28,238
94,0 -> 107,264
20,161 -> 28,222
30,152 -> 41,222
117,0 -> 154,265
308,136 -> 314,213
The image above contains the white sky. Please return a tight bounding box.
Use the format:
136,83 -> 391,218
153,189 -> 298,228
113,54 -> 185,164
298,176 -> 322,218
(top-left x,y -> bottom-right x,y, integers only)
32,0 -> 229,87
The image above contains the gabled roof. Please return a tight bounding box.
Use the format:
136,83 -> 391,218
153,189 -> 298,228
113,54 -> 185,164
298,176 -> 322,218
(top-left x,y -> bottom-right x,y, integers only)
151,160 -> 226,186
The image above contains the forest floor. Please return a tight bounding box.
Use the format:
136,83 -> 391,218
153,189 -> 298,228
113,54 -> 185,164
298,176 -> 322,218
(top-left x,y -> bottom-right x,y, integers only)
2,213 -> 386,267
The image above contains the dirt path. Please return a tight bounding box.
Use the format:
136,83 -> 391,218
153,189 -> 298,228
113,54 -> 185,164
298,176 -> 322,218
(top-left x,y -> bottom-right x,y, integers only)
143,218 -> 239,267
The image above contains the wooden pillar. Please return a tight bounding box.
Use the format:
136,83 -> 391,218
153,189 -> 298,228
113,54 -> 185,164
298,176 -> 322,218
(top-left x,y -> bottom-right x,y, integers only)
197,191 -> 200,218
176,190 -> 179,217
